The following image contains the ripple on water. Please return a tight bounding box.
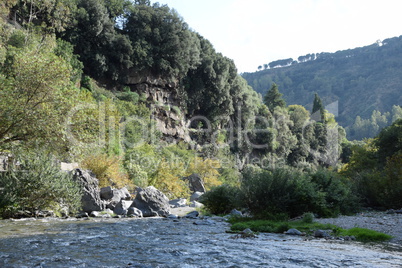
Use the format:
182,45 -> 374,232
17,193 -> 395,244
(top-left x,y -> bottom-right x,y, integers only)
0,217 -> 401,267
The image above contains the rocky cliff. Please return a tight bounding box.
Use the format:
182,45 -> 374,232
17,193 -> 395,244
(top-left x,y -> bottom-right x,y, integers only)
125,71 -> 191,143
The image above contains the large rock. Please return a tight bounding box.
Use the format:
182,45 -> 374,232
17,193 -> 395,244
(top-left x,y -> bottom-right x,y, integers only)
100,186 -> 114,200
72,169 -> 105,213
113,200 -> 133,216
131,186 -> 170,217
190,201 -> 204,209
169,198 -> 187,208
184,174 -> 205,193
285,229 -> 303,236
127,207 -> 143,218
190,191 -> 204,202
101,186 -> 131,209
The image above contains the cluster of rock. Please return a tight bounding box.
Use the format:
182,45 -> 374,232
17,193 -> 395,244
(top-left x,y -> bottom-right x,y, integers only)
73,169 -> 171,218
169,173 -> 206,210
386,209 -> 402,214
72,169 -> 213,220
284,228 -> 356,241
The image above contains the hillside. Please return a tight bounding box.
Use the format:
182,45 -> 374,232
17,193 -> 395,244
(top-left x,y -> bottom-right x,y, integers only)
242,37 -> 402,138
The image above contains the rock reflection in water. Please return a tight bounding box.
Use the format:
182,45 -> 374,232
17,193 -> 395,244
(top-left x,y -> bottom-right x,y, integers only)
0,217 -> 401,267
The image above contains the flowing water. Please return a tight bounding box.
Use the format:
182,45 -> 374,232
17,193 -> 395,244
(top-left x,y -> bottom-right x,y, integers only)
0,217 -> 401,267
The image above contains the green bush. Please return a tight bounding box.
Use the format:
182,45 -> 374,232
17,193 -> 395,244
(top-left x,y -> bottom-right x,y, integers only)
301,212 -> 314,223
307,168 -> 359,217
0,152 -> 82,218
239,166 -> 358,218
199,184 -> 241,215
116,91 -> 139,103
240,166 -> 299,217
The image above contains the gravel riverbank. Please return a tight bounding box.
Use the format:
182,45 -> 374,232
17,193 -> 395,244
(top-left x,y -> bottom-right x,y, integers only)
315,211 -> 402,245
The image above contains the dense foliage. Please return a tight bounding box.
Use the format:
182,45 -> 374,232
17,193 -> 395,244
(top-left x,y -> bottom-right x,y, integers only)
202,166 -> 358,218
342,119 -> 402,209
243,38 -> 402,139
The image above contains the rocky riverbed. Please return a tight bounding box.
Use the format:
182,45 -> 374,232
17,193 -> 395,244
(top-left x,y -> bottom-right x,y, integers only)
315,211 -> 402,245
0,215 -> 401,267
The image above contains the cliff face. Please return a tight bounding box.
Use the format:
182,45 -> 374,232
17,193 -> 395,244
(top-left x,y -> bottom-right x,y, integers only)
125,71 -> 191,143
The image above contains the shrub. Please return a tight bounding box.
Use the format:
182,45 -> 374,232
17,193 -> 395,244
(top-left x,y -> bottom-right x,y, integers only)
0,152 -> 82,218
307,168 -> 359,217
149,159 -> 189,199
81,153 -> 133,190
187,157 -> 222,190
199,184 -> 241,215
301,212 -> 314,223
240,166 -> 299,217
239,166 -> 358,218
116,91 -> 139,103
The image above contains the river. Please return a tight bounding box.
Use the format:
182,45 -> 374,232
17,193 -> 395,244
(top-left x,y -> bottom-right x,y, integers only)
0,217 -> 401,267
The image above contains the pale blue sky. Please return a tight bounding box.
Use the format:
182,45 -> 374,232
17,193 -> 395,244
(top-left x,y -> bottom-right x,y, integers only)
151,0 -> 402,73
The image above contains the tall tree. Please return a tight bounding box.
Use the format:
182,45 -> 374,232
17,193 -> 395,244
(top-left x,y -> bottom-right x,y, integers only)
263,83 -> 286,113
312,93 -> 325,122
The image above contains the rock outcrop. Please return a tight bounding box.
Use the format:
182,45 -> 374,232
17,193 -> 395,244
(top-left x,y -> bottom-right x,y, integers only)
131,186 -> 170,217
72,169 -> 105,213
100,186 -> 131,209
125,71 -> 190,143
185,174 -> 205,193
113,200 -> 134,216
169,198 -> 187,208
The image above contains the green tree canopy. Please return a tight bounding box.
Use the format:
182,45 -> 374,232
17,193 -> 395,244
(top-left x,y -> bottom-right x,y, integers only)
123,3 -> 200,79
263,83 -> 286,112
61,0 -> 133,82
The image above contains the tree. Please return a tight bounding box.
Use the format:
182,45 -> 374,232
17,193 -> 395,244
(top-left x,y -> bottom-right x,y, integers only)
312,93 -> 325,122
0,0 -> 18,19
374,118 -> 402,166
123,3 -> 200,79
10,0 -> 77,33
0,41 -> 73,150
263,83 -> 286,113
62,0 -> 133,82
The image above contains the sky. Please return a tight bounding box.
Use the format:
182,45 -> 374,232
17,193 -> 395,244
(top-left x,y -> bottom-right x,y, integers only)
150,0 -> 402,73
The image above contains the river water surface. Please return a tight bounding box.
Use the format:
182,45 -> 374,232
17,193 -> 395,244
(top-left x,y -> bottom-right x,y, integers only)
0,217 -> 401,267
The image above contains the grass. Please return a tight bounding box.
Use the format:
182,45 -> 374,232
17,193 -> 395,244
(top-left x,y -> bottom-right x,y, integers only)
340,227 -> 393,242
229,217 -> 392,243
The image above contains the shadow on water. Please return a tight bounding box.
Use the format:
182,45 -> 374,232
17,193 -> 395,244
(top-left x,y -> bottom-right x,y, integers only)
0,217 -> 401,267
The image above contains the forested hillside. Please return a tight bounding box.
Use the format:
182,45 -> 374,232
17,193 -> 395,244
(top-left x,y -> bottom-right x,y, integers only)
0,0 -> 401,219
243,38 -> 402,140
